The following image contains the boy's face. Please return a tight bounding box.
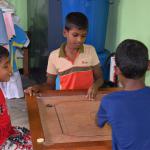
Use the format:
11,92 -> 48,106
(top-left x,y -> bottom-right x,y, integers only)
0,57 -> 12,82
64,27 -> 87,49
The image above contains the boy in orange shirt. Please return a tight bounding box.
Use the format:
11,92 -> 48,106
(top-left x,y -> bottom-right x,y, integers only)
25,12 -> 104,100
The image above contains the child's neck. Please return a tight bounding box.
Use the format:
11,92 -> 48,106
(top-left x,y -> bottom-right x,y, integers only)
65,45 -> 78,54
123,78 -> 145,91
65,45 -> 79,61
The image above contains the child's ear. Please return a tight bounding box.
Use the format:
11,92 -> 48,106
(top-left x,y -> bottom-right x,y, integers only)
115,66 -> 122,75
63,29 -> 68,37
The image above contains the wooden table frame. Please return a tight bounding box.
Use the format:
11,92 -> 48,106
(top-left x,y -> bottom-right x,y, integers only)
26,88 -> 120,150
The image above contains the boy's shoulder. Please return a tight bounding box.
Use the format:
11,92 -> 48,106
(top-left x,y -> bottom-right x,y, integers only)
49,48 -> 60,57
83,44 -> 96,50
100,90 -> 129,109
102,87 -> 150,103
102,90 -> 124,101
50,44 -> 96,55
82,44 -> 97,55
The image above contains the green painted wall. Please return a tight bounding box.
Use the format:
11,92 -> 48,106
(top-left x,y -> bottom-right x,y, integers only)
105,0 -> 150,85
8,0 -> 27,31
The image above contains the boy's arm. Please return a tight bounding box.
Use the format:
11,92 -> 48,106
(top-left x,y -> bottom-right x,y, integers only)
45,51 -> 58,90
24,52 -> 57,95
93,63 -> 104,87
24,74 -> 57,96
97,98 -> 108,128
87,63 -> 104,100
46,74 -> 57,90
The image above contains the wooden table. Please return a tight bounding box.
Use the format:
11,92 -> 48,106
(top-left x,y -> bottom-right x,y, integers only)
26,88 -> 120,150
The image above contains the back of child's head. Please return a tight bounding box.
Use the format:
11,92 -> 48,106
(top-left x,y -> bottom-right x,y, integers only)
65,12 -> 88,31
115,39 -> 148,79
0,46 -> 9,62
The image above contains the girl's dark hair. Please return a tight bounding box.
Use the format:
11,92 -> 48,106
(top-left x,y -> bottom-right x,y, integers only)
115,39 -> 148,79
65,12 -> 88,31
0,46 -> 9,61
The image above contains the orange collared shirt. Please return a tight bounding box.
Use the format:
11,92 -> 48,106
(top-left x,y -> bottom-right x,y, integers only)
47,44 -> 100,90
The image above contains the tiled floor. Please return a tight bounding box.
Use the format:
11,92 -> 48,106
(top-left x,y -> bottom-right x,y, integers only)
6,98 -> 29,129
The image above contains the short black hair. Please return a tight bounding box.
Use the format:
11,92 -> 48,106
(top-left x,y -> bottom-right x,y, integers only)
115,39 -> 148,79
0,46 -> 9,62
65,12 -> 88,31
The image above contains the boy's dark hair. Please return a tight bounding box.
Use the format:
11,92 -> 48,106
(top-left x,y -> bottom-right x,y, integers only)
0,46 -> 9,62
65,12 -> 88,31
115,39 -> 148,79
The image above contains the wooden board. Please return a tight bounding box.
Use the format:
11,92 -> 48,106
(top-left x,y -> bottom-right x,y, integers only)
26,88 -> 121,150
37,95 -> 111,145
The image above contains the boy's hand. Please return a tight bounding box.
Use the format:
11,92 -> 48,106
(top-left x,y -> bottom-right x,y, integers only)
24,85 -> 40,96
86,63 -> 103,100
86,84 -> 99,100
